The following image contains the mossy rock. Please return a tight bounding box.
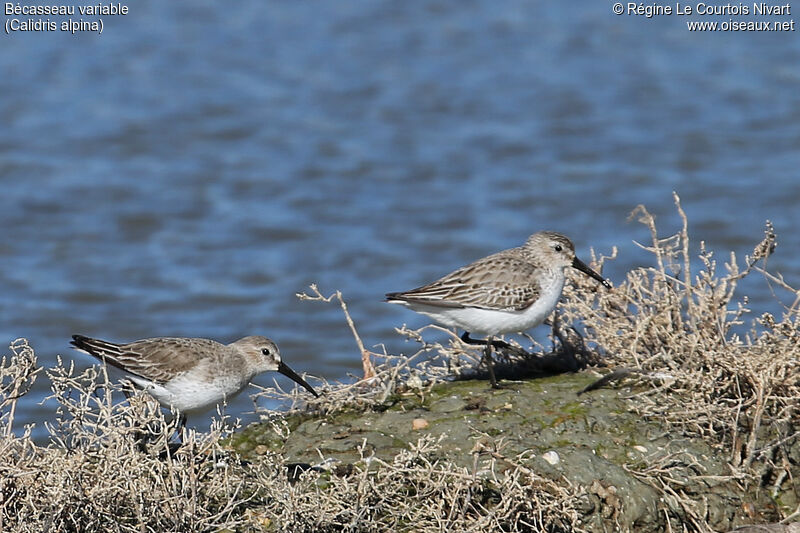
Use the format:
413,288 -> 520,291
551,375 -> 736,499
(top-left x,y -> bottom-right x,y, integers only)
231,372 -> 788,532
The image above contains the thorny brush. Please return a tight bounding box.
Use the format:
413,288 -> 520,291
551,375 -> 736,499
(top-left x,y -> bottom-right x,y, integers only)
0,340 -> 590,532
560,193 -> 799,528
1,342 -> 254,532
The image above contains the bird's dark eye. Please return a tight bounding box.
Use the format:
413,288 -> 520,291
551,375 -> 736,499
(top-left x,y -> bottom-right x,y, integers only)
554,244 -> 563,252
261,348 -> 271,356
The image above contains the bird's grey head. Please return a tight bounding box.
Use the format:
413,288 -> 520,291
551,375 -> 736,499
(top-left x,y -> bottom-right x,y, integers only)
235,335 -> 282,371
524,231 -> 577,268
524,231 -> 611,288
233,335 -> 319,398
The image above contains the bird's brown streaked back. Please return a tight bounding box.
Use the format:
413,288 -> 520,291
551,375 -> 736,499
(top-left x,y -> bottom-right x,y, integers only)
70,335 -> 224,385
386,251 -> 543,311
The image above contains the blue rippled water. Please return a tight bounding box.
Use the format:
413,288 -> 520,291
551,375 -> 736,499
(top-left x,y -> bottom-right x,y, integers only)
1,1 -> 799,438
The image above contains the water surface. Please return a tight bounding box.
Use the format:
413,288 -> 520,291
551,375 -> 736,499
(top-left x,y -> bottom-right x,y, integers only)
2,1 -> 799,438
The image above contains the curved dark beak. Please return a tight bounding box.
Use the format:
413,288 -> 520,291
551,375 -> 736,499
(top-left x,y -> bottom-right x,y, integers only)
572,257 -> 612,289
278,361 -> 320,398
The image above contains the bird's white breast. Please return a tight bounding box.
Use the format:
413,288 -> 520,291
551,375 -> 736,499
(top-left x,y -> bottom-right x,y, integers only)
129,366 -> 252,414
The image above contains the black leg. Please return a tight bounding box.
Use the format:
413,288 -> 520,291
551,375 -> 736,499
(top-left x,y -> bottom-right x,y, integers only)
460,332 -> 528,357
461,331 -> 493,347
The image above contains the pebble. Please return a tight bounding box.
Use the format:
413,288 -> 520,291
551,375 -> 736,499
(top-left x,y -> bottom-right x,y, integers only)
542,450 -> 560,465
412,418 -> 429,430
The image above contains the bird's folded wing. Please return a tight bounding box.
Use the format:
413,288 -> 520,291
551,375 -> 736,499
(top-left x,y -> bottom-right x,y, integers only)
389,253 -> 542,311
76,337 -> 217,384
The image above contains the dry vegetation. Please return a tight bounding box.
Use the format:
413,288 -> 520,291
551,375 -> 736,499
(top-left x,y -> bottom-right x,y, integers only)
0,194 -> 798,532
558,194 -> 800,529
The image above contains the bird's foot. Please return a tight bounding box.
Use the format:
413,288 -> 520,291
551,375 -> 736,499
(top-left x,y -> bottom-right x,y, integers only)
460,332 -> 530,358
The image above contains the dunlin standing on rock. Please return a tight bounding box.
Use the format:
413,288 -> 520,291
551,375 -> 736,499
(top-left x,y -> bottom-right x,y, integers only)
70,334 -> 319,432
386,231 -> 611,387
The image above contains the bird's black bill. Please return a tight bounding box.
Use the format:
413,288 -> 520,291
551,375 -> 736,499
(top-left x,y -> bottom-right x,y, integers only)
571,257 -> 612,289
278,361 -> 320,398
